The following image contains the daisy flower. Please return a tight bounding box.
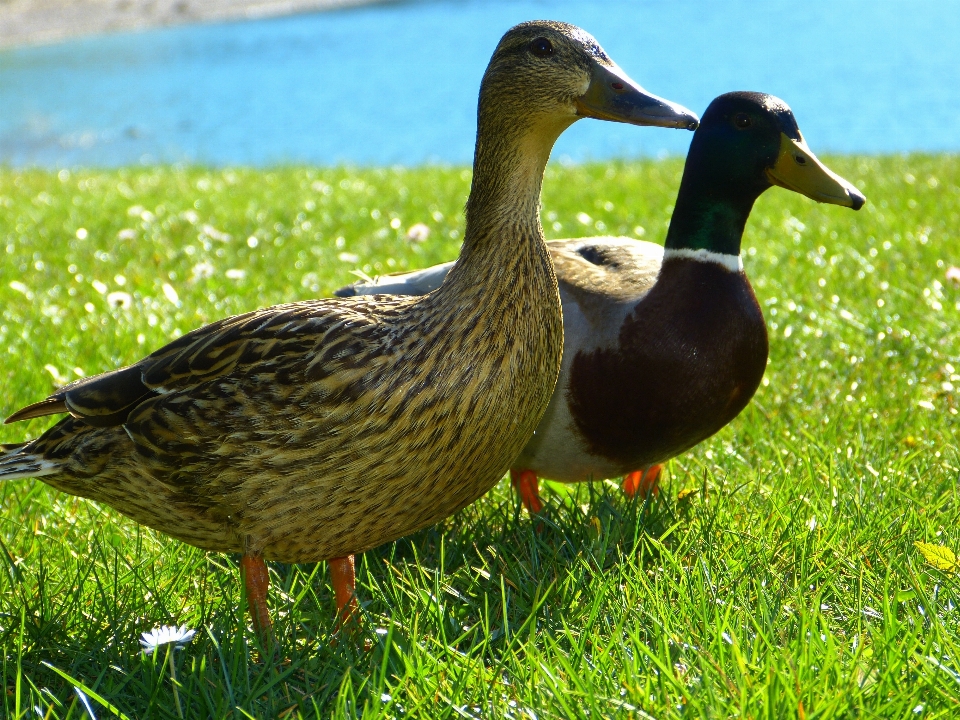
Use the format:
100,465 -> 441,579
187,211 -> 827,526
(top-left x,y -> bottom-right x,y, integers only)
139,624 -> 196,655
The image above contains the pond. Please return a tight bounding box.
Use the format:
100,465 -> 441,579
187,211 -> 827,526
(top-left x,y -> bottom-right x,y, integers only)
2,0 -> 959,167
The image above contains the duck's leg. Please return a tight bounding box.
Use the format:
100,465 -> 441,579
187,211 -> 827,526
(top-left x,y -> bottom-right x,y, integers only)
329,555 -> 358,628
622,464 -> 662,499
510,469 -> 544,515
241,553 -> 273,646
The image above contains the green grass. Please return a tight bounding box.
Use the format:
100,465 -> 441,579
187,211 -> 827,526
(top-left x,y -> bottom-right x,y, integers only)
0,157 -> 959,718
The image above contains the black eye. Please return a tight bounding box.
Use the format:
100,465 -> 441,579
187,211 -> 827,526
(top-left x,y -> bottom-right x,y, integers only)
529,37 -> 554,58
734,113 -> 752,129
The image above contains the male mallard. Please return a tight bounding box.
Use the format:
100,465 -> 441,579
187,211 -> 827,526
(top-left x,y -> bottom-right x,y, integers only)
0,21 -> 698,639
336,92 -> 865,515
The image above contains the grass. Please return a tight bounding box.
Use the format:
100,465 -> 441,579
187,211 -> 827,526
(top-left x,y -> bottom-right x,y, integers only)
0,156 -> 958,718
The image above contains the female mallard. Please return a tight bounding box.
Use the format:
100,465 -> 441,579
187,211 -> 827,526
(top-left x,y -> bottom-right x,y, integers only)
336,92 -> 865,515
0,21 -> 699,638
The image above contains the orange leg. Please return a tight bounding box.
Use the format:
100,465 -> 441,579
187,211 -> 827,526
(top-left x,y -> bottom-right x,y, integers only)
329,555 -> 358,629
510,468 -> 543,515
241,553 -> 273,647
622,464 -> 662,499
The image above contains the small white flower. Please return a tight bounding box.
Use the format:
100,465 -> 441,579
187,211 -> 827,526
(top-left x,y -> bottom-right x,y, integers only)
191,261 -> 215,281
9,280 -> 33,298
162,283 -> 180,305
107,291 -> 133,309
405,222 -> 430,242
140,624 -> 196,655
44,364 -> 67,384
202,224 -> 231,243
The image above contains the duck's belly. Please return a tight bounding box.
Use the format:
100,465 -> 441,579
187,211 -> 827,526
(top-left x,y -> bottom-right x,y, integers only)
513,386 -> 624,483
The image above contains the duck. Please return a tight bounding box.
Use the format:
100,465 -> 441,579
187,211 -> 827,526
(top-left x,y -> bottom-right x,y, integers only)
335,91 -> 865,516
0,21 -> 699,642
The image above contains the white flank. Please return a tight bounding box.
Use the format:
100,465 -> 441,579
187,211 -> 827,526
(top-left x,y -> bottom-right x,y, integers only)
663,247 -> 743,273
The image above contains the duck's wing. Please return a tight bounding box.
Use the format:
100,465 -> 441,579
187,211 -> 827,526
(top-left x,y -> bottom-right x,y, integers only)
549,237 -> 663,299
332,238 -> 664,306
334,262 -> 456,297
4,299 -> 388,429
547,237 -> 663,329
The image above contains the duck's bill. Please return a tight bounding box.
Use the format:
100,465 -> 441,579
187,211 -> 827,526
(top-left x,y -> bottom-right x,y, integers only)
766,133 -> 866,210
574,62 -> 699,130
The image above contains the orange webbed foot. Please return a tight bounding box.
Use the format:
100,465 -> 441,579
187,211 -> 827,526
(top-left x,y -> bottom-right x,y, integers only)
622,464 -> 662,499
510,468 -> 543,515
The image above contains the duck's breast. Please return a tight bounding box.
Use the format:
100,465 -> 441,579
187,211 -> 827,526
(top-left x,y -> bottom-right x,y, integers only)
564,258 -> 768,471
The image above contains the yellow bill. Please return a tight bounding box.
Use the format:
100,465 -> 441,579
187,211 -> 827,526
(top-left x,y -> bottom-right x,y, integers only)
766,133 -> 866,210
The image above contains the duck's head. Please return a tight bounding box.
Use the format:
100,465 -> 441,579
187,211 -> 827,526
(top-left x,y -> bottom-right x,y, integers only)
690,92 -> 865,210
478,21 -> 699,143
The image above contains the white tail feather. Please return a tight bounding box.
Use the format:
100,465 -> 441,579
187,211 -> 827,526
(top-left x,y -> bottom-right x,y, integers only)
0,448 -> 60,480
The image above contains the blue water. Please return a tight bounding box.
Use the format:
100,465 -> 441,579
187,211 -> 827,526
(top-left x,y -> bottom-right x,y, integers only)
1,0 -> 959,167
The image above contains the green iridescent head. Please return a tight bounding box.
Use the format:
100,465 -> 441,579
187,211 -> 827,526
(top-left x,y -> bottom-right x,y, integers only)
665,92 -> 864,256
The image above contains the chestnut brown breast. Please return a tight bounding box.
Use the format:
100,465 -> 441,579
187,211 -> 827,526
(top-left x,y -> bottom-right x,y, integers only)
567,257 -> 768,469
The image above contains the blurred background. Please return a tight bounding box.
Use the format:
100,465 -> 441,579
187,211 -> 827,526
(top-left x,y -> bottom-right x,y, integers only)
1,0 -> 959,167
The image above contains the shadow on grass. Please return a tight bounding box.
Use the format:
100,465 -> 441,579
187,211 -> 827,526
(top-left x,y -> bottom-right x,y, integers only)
2,479 -> 679,717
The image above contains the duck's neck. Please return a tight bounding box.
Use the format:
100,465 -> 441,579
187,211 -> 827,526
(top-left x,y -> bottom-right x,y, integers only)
663,162 -> 765,262
451,113 -> 571,279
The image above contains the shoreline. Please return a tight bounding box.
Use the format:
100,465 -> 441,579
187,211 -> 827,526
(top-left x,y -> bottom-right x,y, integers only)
0,0 -> 389,50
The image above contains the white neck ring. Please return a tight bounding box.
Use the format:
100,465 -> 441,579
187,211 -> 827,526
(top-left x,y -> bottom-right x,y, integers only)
663,247 -> 743,273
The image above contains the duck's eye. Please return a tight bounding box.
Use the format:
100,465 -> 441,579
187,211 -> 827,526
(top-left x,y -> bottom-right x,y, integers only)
529,37 -> 554,58
734,113 -> 752,129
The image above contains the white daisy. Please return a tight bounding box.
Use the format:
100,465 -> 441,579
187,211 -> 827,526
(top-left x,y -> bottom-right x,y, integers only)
139,624 -> 196,655
106,291 -> 133,309
405,222 -> 430,242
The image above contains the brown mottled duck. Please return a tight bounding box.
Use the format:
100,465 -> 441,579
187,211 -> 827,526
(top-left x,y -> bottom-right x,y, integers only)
0,21 -> 699,639
336,92 -> 865,516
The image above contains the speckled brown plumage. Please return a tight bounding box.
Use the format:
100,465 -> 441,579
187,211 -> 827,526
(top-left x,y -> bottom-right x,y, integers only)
1,22 -> 698,625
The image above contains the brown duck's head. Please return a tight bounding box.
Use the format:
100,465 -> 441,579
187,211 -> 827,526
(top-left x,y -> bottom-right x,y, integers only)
477,21 -> 699,141
694,92 -> 866,210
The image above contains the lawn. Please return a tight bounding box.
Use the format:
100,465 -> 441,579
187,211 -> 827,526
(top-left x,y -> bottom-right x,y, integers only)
0,157 -> 958,718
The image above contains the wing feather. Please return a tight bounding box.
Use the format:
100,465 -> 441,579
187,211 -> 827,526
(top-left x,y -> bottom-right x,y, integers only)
5,299 -> 385,430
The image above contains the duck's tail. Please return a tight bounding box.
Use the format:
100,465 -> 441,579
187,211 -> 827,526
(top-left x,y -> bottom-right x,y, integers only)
0,442 -> 60,480
333,261 -> 454,297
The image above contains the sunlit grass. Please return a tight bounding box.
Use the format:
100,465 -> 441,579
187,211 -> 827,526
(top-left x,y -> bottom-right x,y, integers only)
1,157 -> 959,718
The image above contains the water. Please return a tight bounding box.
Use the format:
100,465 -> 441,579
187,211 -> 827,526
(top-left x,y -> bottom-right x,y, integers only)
2,0 -> 959,167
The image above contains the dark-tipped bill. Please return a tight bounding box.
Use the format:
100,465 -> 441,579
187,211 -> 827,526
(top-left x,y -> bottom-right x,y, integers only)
575,62 -> 699,131
766,134 -> 865,210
